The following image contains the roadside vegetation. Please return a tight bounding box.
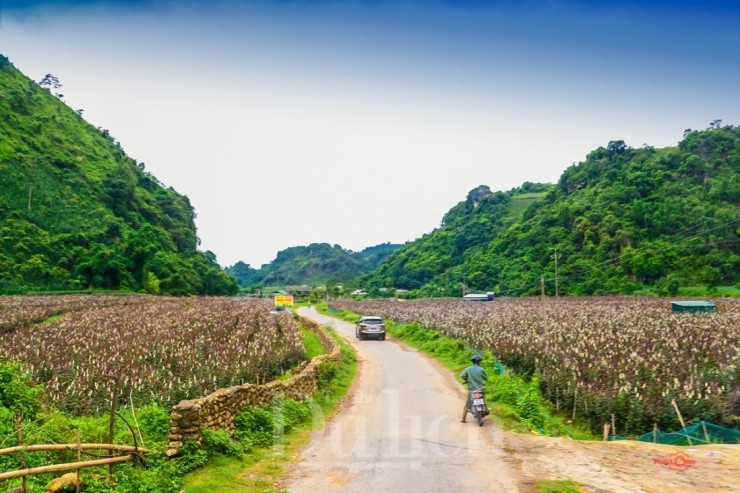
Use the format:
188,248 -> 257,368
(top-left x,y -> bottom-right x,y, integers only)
535,479 -> 584,493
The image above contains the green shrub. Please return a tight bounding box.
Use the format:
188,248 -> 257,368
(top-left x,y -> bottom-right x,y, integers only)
201,428 -> 244,458
316,360 -> 338,388
0,359 -> 41,418
234,407 -> 276,448
279,398 -> 311,432
136,404 -> 171,445
77,451 -> 181,493
516,374 -> 545,430
174,440 -> 208,474
488,374 -> 522,406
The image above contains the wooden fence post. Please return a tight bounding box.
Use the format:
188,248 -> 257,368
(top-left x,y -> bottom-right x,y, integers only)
107,373 -> 121,476
16,413 -> 27,493
572,386 -> 578,421
671,399 -> 692,445
701,421 -> 710,444
76,429 -> 81,493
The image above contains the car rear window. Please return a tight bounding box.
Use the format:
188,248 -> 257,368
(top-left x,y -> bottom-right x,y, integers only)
362,317 -> 383,324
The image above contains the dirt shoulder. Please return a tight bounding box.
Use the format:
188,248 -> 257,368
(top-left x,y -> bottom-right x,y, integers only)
504,427 -> 739,492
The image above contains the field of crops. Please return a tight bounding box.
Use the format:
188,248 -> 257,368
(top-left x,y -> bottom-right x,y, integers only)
330,297 -> 739,434
0,296 -> 305,414
0,295 -> 140,332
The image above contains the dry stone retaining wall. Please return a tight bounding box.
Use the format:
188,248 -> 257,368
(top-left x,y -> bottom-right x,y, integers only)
166,315 -> 341,456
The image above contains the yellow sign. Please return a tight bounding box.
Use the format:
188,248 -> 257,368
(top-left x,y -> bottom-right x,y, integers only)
274,294 -> 294,307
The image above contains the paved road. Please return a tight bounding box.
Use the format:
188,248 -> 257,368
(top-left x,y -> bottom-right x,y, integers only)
284,307 -> 524,492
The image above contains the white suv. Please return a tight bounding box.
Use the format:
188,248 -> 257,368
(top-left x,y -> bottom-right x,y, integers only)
355,316 -> 386,340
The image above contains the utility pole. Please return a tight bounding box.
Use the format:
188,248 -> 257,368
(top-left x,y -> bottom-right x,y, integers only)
553,248 -> 559,296
541,275 -> 545,297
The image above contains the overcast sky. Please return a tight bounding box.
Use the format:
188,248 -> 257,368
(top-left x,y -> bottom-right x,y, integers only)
1,0 -> 738,268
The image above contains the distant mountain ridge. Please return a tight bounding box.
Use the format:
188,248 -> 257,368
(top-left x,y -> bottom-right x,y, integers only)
227,242 -> 401,288
0,55 -> 236,295
362,126 -> 739,296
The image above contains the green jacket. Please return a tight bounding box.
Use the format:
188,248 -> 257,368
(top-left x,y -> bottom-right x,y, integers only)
461,364 -> 487,390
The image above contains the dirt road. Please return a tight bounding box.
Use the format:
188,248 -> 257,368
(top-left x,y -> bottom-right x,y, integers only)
283,308 -> 739,493
283,307 -> 526,492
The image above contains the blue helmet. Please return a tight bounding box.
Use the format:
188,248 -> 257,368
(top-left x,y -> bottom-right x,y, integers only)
471,355 -> 482,363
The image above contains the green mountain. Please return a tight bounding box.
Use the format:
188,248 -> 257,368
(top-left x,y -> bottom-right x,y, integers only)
362,182 -> 552,293
227,242 -> 401,288
364,126 -> 739,296
0,55 -> 236,295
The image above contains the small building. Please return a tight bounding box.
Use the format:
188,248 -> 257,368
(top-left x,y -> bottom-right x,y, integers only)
671,301 -> 716,313
285,285 -> 312,294
463,292 -> 495,302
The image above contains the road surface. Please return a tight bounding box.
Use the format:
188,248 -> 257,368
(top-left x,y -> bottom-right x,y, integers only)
283,307 -> 525,492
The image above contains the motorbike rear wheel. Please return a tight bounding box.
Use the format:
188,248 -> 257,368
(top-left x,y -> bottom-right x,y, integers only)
474,408 -> 484,426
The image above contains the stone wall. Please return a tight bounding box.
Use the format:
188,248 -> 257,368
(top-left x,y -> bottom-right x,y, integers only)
166,314 -> 341,456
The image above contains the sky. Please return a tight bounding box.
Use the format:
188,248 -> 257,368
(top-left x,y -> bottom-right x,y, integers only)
1,0 -> 738,268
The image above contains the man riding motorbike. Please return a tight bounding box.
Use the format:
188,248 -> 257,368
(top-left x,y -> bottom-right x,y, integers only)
461,355 -> 488,423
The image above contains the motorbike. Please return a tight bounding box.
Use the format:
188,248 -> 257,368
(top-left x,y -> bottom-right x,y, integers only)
467,389 -> 489,426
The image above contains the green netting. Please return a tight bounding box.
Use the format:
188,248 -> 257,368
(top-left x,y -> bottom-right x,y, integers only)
608,421 -> 740,445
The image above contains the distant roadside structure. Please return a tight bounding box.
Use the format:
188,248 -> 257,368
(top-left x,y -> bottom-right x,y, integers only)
463,292 -> 495,302
671,301 -> 716,313
274,292 -> 294,309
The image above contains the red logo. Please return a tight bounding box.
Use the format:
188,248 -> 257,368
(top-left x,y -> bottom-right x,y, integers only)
652,451 -> 697,471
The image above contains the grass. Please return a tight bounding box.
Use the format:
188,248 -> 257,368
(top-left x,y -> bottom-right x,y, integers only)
279,325 -> 326,381
179,448 -> 289,493
677,285 -> 740,298
535,479 -> 584,493
36,312 -> 66,325
181,325 -> 357,493
506,192 -> 547,221
300,326 -> 326,360
318,302 -> 594,439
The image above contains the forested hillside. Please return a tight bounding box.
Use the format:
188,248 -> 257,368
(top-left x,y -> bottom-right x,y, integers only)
0,55 -> 236,295
227,242 -> 401,288
365,126 -> 739,296
362,183 -> 552,294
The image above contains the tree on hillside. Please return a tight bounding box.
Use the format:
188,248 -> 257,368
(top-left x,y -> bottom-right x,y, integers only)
38,73 -> 63,98
38,73 -> 61,89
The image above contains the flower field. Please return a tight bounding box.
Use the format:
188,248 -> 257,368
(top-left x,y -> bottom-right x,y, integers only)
330,297 -> 739,434
0,295 -> 137,332
0,296 -> 305,414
